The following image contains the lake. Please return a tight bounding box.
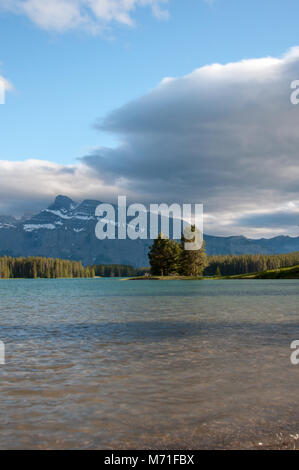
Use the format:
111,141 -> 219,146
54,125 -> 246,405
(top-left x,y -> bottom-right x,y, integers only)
0,278 -> 298,449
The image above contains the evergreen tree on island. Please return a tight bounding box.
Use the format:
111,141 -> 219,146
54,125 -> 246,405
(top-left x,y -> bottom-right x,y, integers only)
148,233 -> 181,276
179,225 -> 208,276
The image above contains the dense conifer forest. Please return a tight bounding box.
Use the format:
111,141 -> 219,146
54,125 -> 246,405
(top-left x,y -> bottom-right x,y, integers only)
0,256 -> 95,279
91,264 -> 137,277
94,252 -> 299,277
1,251 -> 299,279
204,252 -> 299,276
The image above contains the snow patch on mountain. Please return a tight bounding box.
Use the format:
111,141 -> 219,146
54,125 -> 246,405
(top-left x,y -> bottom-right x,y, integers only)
45,209 -> 95,221
0,223 -> 17,229
23,223 -> 56,232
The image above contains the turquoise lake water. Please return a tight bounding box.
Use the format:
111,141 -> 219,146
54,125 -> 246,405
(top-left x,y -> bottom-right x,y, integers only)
0,278 -> 298,449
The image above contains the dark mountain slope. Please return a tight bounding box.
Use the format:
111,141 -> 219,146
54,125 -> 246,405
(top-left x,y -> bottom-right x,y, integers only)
0,195 -> 298,266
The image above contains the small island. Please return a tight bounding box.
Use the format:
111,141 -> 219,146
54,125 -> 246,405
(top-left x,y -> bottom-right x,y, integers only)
125,232 -> 299,281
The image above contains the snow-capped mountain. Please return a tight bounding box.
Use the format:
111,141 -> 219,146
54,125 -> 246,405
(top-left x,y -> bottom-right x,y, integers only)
0,195 -> 299,266
23,196 -> 98,234
0,196 -> 152,266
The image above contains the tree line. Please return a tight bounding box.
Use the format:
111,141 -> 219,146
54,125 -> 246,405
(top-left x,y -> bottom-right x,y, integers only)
0,256 -> 95,279
1,249 -> 299,280
91,265 -> 150,277
204,252 -> 299,276
94,250 -> 299,278
91,264 -> 137,277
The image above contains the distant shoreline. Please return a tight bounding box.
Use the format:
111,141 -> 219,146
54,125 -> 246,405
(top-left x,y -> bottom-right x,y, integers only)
125,265 -> 299,280
0,277 -> 97,280
1,267 -> 299,281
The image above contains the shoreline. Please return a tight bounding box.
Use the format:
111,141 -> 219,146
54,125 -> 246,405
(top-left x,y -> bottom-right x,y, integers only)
124,275 -> 299,281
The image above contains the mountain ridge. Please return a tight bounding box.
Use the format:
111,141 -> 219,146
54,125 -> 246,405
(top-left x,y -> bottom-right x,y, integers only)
0,195 -> 299,266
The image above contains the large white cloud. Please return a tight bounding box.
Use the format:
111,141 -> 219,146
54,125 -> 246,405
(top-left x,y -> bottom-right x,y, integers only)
0,159 -> 137,214
78,47 -> 299,237
0,0 -> 169,33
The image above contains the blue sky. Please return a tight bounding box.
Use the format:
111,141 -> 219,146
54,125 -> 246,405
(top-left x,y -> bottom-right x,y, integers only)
1,0 -> 299,163
1,0 -> 299,237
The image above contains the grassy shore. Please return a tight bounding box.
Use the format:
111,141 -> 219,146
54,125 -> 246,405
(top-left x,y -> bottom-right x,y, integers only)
220,264 -> 299,279
125,264 -> 299,280
123,275 -> 204,280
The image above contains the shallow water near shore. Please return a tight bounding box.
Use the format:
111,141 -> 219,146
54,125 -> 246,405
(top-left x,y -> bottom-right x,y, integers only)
0,278 -> 298,449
